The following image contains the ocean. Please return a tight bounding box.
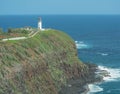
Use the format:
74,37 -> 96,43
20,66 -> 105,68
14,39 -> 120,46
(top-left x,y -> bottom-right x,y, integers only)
0,15 -> 120,94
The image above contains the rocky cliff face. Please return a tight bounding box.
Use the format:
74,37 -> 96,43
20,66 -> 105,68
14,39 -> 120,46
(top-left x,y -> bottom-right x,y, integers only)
0,29 -> 97,94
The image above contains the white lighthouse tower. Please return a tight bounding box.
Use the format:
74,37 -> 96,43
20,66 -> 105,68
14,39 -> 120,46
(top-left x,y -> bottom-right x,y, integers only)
38,17 -> 42,30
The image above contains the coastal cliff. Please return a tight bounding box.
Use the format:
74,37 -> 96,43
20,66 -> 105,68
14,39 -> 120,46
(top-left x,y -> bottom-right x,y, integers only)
0,29 -> 98,94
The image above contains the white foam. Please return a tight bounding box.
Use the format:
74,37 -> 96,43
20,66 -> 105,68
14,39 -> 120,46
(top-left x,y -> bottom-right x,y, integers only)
98,66 -> 120,82
75,41 -> 89,49
87,84 -> 103,94
97,52 -> 108,56
87,66 -> 120,94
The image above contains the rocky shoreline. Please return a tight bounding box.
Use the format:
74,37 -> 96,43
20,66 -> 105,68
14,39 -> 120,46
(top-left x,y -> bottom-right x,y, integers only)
59,63 -> 105,94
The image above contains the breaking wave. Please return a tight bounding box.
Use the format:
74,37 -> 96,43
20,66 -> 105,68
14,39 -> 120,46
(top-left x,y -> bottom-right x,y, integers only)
87,84 -> 103,94
87,66 -> 120,94
75,41 -> 90,49
98,66 -> 120,82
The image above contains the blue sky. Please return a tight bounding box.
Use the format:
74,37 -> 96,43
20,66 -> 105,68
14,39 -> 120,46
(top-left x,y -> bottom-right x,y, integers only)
0,0 -> 120,15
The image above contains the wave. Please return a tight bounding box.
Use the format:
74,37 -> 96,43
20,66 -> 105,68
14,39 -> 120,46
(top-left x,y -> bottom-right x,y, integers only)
87,84 -> 103,94
87,66 -> 120,94
75,41 -> 90,49
98,66 -> 120,82
97,52 -> 108,56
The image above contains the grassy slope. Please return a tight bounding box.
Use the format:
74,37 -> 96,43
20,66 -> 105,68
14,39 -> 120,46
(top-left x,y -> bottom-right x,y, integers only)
0,29 -> 89,94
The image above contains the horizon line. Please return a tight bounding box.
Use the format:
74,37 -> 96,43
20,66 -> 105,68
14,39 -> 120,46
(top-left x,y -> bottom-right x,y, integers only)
0,14 -> 120,16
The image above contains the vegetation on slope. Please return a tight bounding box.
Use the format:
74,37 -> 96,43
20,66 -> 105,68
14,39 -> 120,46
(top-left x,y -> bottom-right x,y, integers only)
0,29 -> 96,94
0,28 -> 34,40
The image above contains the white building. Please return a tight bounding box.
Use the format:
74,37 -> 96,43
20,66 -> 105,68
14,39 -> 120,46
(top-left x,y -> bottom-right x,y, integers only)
38,17 -> 45,31
38,17 -> 42,30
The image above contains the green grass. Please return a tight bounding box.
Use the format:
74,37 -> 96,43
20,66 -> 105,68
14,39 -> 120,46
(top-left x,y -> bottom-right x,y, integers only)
0,29 -> 88,94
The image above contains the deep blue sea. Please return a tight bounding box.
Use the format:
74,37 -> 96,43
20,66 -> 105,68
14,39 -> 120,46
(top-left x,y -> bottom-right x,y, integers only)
0,15 -> 120,94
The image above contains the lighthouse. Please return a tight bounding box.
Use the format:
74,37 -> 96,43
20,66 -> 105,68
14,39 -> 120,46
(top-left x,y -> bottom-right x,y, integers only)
38,17 -> 42,30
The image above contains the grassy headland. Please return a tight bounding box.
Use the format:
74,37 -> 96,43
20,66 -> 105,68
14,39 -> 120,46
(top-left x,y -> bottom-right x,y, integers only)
0,29 -> 98,94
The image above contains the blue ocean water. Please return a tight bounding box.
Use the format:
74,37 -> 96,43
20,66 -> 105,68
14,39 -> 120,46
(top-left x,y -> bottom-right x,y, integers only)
0,15 -> 120,94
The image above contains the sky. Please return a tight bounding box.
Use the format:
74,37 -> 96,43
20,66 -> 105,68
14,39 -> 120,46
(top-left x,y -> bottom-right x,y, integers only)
0,0 -> 120,15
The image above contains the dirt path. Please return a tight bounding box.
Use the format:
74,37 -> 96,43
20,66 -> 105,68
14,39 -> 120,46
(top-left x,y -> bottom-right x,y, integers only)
2,30 -> 40,42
